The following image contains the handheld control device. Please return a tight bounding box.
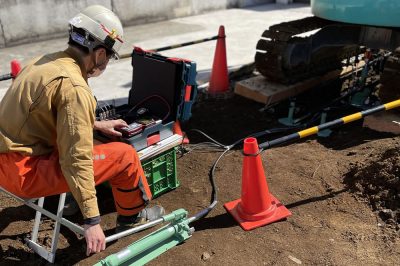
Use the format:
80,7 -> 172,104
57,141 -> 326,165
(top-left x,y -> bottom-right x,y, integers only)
117,122 -> 144,138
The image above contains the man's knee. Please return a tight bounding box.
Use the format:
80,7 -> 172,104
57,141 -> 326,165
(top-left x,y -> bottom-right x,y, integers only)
108,142 -> 139,162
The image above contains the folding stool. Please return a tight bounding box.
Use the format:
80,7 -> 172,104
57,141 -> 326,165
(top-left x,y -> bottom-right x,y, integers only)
0,187 -> 84,263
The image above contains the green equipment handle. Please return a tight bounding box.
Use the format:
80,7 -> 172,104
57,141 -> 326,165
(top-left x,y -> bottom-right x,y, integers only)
95,209 -> 193,266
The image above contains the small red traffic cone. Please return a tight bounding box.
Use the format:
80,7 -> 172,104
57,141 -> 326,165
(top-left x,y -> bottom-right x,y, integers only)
208,25 -> 229,94
10,59 -> 21,78
224,137 -> 291,231
173,121 -> 189,144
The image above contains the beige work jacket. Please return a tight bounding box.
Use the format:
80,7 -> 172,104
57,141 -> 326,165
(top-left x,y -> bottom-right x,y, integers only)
0,50 -> 99,219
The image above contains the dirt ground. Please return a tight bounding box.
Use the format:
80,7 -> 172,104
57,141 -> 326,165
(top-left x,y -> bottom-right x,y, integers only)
1,81 -> 400,265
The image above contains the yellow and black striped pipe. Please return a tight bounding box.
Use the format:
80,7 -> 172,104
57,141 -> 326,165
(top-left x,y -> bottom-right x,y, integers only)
259,99 -> 400,150
119,35 -> 220,59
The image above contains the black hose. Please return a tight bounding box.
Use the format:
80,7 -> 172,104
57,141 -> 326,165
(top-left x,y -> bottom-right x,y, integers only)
185,126 -> 299,222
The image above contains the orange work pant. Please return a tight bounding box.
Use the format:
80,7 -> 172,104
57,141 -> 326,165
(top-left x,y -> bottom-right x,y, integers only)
0,142 -> 152,217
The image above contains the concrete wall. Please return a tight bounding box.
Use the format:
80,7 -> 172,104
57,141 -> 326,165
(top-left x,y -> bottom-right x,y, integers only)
0,0 -> 274,48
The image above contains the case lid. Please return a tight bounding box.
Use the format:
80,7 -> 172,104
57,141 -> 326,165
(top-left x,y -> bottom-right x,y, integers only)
129,47 -> 197,122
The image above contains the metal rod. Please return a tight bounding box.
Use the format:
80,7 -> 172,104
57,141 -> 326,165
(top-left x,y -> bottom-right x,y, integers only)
119,35 -> 219,59
0,73 -> 12,81
259,99 -> 400,150
105,218 -> 165,243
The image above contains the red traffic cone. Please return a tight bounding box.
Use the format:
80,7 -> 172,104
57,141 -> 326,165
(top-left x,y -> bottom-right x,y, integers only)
10,59 -> 21,78
173,121 -> 189,144
224,137 -> 291,231
208,25 -> 229,94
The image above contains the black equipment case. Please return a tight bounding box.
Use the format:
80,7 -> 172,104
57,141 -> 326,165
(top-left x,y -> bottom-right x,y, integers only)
95,47 -> 198,151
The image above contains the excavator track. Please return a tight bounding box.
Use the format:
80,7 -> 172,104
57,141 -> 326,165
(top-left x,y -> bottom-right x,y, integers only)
255,16 -> 360,84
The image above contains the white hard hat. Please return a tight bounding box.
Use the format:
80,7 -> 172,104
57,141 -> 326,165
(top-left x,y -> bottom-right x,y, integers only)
69,5 -> 124,58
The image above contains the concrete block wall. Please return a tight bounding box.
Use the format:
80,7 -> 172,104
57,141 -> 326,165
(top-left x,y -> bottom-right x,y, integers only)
0,0 -> 274,48
0,0 -> 112,47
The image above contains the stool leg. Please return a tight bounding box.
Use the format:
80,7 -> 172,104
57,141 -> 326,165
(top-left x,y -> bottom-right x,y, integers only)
31,197 -> 45,243
0,186 -> 84,263
49,193 -> 66,260
26,193 -> 67,263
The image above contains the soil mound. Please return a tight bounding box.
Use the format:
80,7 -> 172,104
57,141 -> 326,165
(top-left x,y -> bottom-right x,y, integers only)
344,145 -> 400,230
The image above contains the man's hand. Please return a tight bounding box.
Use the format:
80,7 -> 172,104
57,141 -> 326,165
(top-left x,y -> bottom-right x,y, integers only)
84,224 -> 106,256
94,119 -> 127,137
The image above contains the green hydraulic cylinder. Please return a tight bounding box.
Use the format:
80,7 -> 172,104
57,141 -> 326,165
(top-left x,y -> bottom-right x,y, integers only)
95,209 -> 193,266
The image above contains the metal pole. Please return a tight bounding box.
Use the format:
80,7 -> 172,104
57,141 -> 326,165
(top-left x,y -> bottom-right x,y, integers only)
105,218 -> 164,243
118,35 -> 219,59
0,73 -> 12,81
259,99 -> 400,150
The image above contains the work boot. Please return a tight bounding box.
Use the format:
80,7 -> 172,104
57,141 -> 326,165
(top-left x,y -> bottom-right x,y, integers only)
62,192 -> 79,216
116,205 -> 165,233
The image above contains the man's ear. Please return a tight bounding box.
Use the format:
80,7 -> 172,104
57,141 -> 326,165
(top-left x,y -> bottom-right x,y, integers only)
95,47 -> 107,59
